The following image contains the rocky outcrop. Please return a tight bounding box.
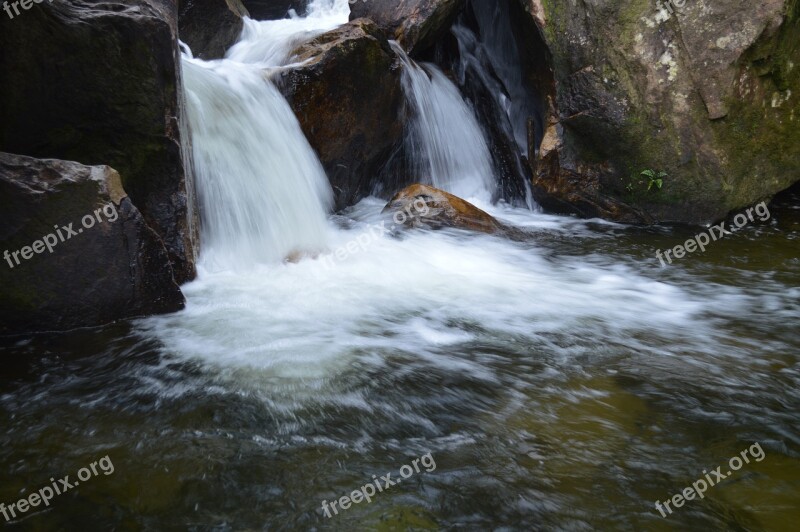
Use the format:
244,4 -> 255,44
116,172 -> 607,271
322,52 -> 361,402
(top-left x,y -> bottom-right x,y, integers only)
0,0 -> 198,282
243,0 -> 306,20
518,0 -> 800,224
278,19 -> 404,209
179,0 -> 249,59
0,153 -> 185,335
383,184 -> 505,234
350,0 -> 466,55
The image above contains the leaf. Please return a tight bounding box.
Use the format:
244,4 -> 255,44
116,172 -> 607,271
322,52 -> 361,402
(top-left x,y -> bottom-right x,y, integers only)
655,179 -> 663,189
641,169 -> 655,178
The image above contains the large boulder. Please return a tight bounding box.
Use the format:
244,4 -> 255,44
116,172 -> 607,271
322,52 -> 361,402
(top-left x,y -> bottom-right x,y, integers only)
178,0 -> 249,59
350,0 -> 466,55
0,0 -> 198,282
0,153 -> 185,335
383,184 -> 506,234
278,19 -> 405,209
517,0 -> 800,223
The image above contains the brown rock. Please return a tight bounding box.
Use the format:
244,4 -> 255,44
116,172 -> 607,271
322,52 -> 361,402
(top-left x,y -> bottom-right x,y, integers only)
350,0 -> 465,55
277,19 -> 404,210
382,184 -> 504,234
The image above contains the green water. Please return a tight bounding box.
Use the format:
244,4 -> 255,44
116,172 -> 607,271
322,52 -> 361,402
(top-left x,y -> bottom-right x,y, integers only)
0,188 -> 798,531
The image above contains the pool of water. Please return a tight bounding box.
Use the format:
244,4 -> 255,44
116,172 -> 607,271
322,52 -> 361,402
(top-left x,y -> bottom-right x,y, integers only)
1,188 -> 798,530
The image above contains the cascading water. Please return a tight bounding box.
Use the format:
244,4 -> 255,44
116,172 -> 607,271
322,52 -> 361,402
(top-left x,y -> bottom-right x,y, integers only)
181,0 -> 352,269
182,59 -> 332,268
391,42 -> 497,203
5,2 -> 798,529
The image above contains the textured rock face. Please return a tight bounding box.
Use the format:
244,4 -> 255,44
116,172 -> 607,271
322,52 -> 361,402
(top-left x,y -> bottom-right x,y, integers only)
278,19 -> 405,209
350,0 -> 465,54
0,0 -> 198,282
179,0 -> 249,59
383,184 -> 505,234
521,0 -> 800,223
0,153 -> 185,335
242,0 -> 306,20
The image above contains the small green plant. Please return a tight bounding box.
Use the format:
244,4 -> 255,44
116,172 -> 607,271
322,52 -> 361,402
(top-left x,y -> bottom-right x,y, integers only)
641,169 -> 666,191
626,169 -> 667,193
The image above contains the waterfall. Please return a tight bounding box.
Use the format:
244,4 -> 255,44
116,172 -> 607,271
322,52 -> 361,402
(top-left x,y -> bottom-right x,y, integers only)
180,0 -> 352,269
391,42 -> 496,203
457,1 -> 539,157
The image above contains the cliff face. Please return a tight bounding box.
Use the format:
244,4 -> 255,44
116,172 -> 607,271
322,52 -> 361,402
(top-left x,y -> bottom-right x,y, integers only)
522,0 -> 800,223
0,0 -> 198,281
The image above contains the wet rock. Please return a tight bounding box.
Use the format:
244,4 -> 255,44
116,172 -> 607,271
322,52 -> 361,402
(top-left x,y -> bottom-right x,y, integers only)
242,0 -> 306,20
519,0 -> 800,223
179,0 -> 249,59
0,0 -> 198,283
0,153 -> 185,335
383,184 -> 504,234
278,19 -> 404,210
350,0 -> 466,55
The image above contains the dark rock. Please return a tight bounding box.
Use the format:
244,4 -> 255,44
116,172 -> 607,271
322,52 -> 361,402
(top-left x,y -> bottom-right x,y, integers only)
350,0 -> 466,55
518,0 -> 800,223
0,0 -> 198,282
179,0 -> 249,59
242,0 -> 306,20
277,19 -> 405,210
0,153 -> 184,335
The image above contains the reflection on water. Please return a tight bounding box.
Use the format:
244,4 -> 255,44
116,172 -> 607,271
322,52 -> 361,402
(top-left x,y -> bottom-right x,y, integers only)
1,190 -> 798,530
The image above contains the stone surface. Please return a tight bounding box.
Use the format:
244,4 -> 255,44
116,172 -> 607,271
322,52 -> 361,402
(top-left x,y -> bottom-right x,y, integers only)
242,0 -> 306,20
179,0 -> 249,59
520,0 -> 800,223
0,0 -> 198,282
383,184 -> 504,234
0,153 -> 185,335
350,0 -> 465,54
277,19 -> 405,209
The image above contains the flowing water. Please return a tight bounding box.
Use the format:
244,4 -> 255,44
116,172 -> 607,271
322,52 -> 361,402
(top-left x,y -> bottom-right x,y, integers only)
1,1 -> 799,530
392,42 -> 496,203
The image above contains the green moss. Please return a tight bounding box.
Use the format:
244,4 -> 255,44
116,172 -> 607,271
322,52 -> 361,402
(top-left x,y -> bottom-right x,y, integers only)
711,11 -> 800,209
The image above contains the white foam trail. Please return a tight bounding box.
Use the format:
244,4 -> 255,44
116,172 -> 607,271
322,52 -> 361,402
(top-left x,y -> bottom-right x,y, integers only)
391,42 -> 496,203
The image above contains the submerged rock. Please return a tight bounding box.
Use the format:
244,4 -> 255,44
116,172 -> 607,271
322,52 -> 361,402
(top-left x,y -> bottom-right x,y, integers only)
382,184 -> 505,235
178,0 -> 249,60
350,0 -> 465,55
0,153 -> 185,335
278,19 -> 404,210
0,0 -> 198,283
